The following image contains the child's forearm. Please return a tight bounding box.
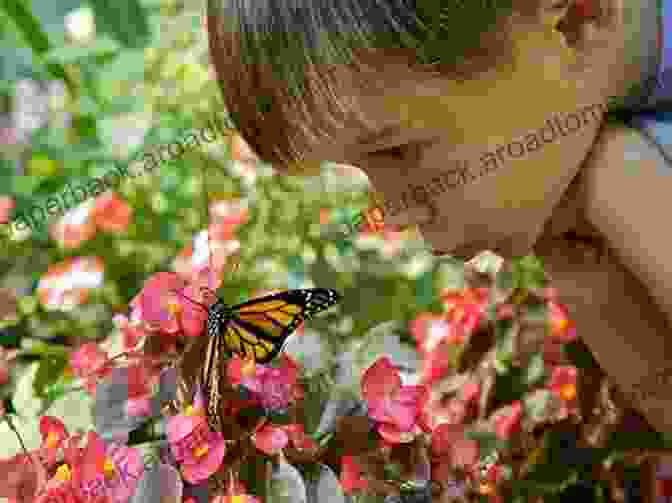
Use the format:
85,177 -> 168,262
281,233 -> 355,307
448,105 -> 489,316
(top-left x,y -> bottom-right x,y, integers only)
573,123 -> 672,431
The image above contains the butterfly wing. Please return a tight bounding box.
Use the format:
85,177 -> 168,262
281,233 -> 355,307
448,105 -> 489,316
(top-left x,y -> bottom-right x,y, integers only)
222,288 -> 341,364
201,301 -> 228,431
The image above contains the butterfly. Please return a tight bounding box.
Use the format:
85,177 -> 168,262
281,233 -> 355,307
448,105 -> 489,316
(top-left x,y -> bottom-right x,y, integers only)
175,286 -> 341,431
180,126 -> 342,433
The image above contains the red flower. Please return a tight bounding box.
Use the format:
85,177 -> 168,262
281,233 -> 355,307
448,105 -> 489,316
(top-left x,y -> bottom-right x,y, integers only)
50,201 -> 97,250
129,272 -> 208,337
411,314 -> 458,385
441,288 -> 489,335
361,357 -> 427,443
0,452 -> 47,503
253,424 -> 289,455
548,300 -> 576,342
340,455 -> 369,494
69,343 -> 112,396
430,423 -> 479,482
547,366 -> 579,417
0,196 -> 15,224
40,416 -> 69,466
283,424 -> 317,451
36,257 -> 104,311
91,192 -> 132,233
494,401 -> 523,440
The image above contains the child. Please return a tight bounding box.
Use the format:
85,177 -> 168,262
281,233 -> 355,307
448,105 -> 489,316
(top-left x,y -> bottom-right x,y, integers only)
206,0 -> 672,435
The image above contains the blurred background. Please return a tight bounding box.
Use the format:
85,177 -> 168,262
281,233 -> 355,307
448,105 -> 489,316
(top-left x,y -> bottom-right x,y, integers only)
0,0 -> 466,480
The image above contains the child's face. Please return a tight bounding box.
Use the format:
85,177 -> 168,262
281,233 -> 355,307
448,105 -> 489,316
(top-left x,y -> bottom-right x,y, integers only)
284,15 -> 626,258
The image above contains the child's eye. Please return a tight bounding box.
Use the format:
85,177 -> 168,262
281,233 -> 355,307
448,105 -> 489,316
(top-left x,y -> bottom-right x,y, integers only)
369,145 -> 407,159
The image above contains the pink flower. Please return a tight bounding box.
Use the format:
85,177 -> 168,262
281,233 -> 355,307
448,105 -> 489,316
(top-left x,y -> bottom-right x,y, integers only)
0,196 -> 15,224
36,257 -> 104,311
50,201 -> 98,250
547,365 -> 579,417
548,300 -> 576,342
129,272 -> 208,337
283,424 -> 317,451
441,287 -> 489,337
340,455 -> 369,494
494,401 -> 523,440
253,424 -> 289,455
430,423 -> 479,482
35,484 -> 83,503
91,193 -> 132,233
75,432 -> 143,503
420,397 -> 467,433
0,127 -> 17,145
122,364 -> 156,418
112,314 -> 148,351
39,416 -> 69,466
0,451 -> 47,503
411,314 -> 458,385
361,357 -> 427,443
238,355 -> 299,411
69,343 -> 112,396
166,389 -> 226,484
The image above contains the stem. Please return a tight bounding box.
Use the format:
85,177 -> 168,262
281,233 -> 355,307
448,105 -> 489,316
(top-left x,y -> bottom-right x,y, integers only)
3,414 -> 40,471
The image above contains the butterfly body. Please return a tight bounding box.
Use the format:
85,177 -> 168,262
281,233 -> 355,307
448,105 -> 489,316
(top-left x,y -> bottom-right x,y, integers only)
198,288 -> 341,431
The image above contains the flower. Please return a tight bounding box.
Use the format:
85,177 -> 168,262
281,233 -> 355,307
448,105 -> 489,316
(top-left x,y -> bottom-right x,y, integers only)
129,272 -> 208,337
122,364 -> 156,418
69,343 -> 112,396
75,432 -> 143,503
91,192 -> 132,233
112,314 -> 148,351
340,455 -> 369,494
253,424 -> 289,455
235,354 -> 299,411
361,357 -> 427,443
64,6 -> 95,43
411,314 -> 460,385
430,423 -> 479,482
547,366 -> 579,417
548,300 -> 576,342
441,287 -> 489,337
36,257 -> 104,311
40,416 -> 69,466
0,452 -> 47,503
0,196 -> 15,223
493,401 -> 523,440
166,389 -> 226,484
50,200 -> 98,250
283,424 -> 317,451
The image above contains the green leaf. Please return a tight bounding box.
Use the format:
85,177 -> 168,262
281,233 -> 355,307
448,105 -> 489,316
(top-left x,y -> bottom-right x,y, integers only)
495,266 -> 518,291
524,352 -> 546,386
513,255 -> 547,291
44,36 -> 120,63
33,354 -> 68,398
464,430 -> 509,459
524,390 -> 553,421
494,319 -> 515,371
90,0 -> 150,48
0,0 -> 75,92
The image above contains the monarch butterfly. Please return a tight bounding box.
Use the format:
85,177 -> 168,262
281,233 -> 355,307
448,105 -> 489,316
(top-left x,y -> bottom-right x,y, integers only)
176,286 -> 341,431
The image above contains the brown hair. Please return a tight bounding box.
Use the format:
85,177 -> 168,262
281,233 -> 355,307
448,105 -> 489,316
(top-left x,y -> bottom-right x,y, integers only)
207,0 -> 541,169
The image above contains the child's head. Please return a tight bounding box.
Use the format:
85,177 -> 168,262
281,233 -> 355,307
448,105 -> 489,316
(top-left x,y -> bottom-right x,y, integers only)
207,0 -> 630,257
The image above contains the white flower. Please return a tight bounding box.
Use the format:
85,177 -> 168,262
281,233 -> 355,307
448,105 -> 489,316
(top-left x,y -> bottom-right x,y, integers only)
64,7 -> 95,43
